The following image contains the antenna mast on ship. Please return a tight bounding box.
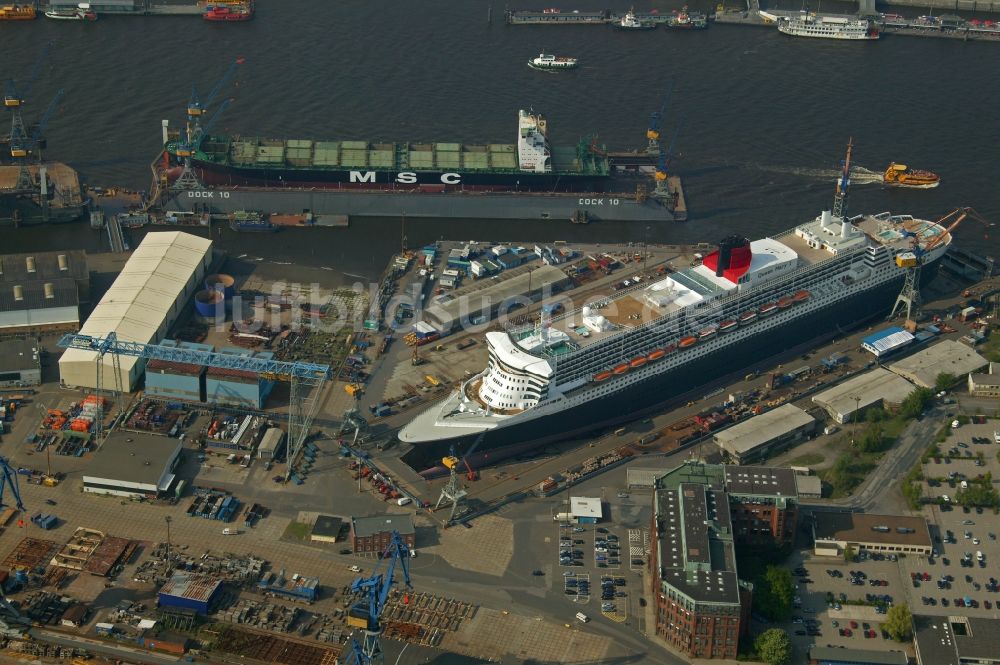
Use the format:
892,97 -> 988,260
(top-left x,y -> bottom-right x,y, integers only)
832,138 -> 853,220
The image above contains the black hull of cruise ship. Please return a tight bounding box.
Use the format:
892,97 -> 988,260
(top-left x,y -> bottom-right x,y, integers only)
400,266 -> 934,472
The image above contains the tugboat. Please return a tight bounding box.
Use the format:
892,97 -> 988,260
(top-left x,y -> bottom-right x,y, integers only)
616,7 -> 656,30
0,4 -> 36,19
666,6 -> 707,29
528,53 -> 579,70
204,1 -> 254,21
883,163 -> 940,189
44,4 -> 97,19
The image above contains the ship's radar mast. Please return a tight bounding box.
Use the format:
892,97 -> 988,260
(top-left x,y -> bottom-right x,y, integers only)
832,138 -> 853,220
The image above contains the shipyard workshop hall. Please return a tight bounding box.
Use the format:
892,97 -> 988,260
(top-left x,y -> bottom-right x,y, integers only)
58,231 -> 213,391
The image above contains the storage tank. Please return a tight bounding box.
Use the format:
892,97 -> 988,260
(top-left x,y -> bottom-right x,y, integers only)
205,273 -> 235,299
194,289 -> 225,318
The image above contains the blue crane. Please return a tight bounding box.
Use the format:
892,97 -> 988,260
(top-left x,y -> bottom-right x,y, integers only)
343,531 -> 413,665
56,332 -> 330,481
178,57 -> 243,157
646,84 -> 673,155
0,457 -> 25,511
3,42 -> 52,109
654,114 -> 684,198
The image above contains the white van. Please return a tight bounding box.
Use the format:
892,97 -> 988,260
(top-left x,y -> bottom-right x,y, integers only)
575,612 -> 590,623
397,497 -> 412,506
952,420 -> 961,429
222,528 -> 239,536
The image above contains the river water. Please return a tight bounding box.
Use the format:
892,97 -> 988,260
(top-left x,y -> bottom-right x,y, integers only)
2,0 -> 999,280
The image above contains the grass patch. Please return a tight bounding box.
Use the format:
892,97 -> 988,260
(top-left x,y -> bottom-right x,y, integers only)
820,449 -> 882,499
981,334 -> 1000,363
786,453 -> 826,467
282,520 -> 312,541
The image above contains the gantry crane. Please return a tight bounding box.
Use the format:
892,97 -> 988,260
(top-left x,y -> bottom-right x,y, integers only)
56,332 -> 330,482
342,531 -> 412,665
889,207 -> 993,323
173,57 -> 243,190
3,44 -> 61,194
435,432 -> 485,524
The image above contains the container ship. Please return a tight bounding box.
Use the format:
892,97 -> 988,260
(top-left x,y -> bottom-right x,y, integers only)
398,146 -> 952,468
165,110 -> 611,193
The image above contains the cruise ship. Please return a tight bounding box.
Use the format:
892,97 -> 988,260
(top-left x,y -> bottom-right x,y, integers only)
777,14 -> 879,40
398,148 -> 951,465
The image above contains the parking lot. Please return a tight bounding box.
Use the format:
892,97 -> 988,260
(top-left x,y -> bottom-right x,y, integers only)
906,418 -> 1000,618
556,520 -> 632,621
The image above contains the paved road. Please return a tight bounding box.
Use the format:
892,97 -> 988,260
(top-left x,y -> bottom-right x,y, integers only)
804,406 -> 945,514
31,628 -> 181,665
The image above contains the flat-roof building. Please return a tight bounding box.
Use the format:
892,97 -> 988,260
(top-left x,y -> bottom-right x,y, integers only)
650,461 -> 800,660
423,264 -> 571,332
0,338 -> 40,387
812,368 -> 915,424
311,515 -> 343,543
713,404 -> 816,464
913,615 -> 1000,665
257,427 -> 285,460
0,250 -> 88,335
808,646 -> 908,665
569,496 -> 602,523
888,340 -> 988,389
812,511 -> 932,557
59,232 -> 212,392
794,474 -> 822,499
861,327 -> 914,358
82,431 -> 182,498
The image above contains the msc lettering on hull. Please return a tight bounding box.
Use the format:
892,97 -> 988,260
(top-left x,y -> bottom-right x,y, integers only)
350,171 -> 462,184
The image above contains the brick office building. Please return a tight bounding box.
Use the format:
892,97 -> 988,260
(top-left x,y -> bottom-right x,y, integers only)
349,515 -> 415,555
649,461 -> 799,660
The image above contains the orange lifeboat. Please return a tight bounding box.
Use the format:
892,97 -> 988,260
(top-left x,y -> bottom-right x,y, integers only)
793,289 -> 810,303
738,310 -> 757,324
593,371 -> 612,382
699,326 -> 718,339
777,296 -> 794,309
760,303 -> 778,316
630,356 -> 648,369
719,319 -> 738,333
613,363 -> 629,375
679,336 -> 698,348
647,349 -> 666,361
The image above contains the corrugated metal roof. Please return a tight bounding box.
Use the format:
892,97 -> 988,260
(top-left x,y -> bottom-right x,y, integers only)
862,327 -> 914,356
0,278 -> 79,313
0,250 -> 87,283
159,572 -> 221,602
59,232 -> 211,378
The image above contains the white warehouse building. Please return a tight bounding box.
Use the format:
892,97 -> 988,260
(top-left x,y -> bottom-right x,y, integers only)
59,232 -> 213,392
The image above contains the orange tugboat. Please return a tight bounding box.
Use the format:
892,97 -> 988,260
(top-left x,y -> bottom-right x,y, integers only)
0,4 -> 37,19
883,163 -> 940,189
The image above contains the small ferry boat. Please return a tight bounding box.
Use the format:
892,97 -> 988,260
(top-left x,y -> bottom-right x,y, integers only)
883,163 -> 940,189
0,4 -> 36,20
528,52 -> 578,70
617,8 -> 656,30
667,6 -> 707,29
777,14 -> 879,40
44,5 -> 97,20
204,1 -> 254,21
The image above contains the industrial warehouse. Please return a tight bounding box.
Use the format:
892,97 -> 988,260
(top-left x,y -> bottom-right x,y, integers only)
0,338 -> 41,387
887,339 -> 988,388
713,403 -> 816,464
0,251 -> 88,335
812,368 -> 916,424
81,431 -> 183,498
58,231 -> 213,392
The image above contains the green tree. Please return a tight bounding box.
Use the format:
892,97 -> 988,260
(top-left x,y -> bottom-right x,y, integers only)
935,372 -> 957,392
901,387 -> 934,419
856,422 -> 886,453
753,566 -> 795,621
754,628 -> 792,665
884,603 -> 913,642
865,407 -> 886,423
844,544 -> 856,562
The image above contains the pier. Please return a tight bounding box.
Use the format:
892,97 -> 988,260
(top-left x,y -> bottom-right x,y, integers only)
40,1 -> 210,16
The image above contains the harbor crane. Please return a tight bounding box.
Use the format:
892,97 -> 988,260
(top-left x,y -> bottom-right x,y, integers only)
56,332 -> 330,481
343,531 -> 412,665
889,207 -> 993,323
173,57 -> 243,190
652,114 -> 683,201
0,457 -> 25,511
7,89 -> 63,193
645,85 -> 672,156
435,432 -> 486,524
